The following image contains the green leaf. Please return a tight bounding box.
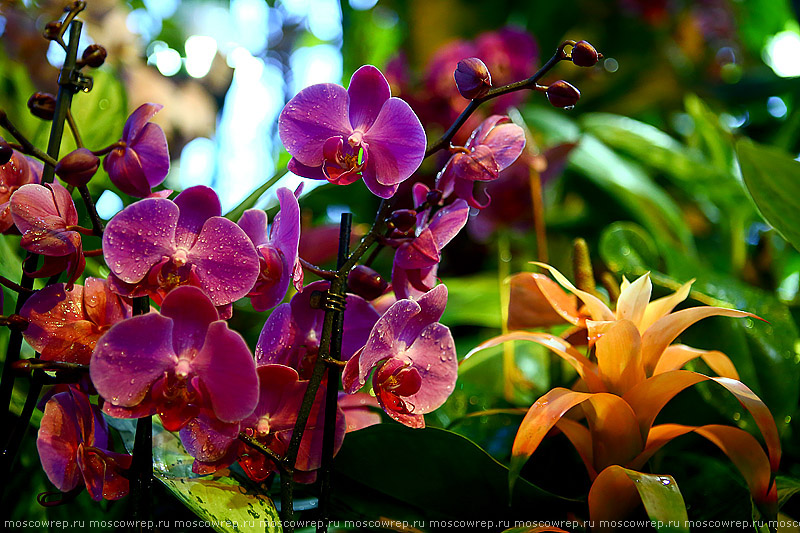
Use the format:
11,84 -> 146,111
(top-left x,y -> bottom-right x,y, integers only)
684,94 -> 736,176
569,135 -> 694,252
106,417 -> 281,532
331,425 -> 574,522
224,170 -> 287,221
599,222 -> 661,273
776,475 -> 800,509
737,139 -> 800,253
440,273 -> 502,328
622,469 -> 689,533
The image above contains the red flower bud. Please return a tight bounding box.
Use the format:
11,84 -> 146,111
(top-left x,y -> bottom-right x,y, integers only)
571,41 -> 600,67
425,189 -> 443,206
81,44 -> 108,68
454,58 -> 492,100
348,265 -> 389,301
388,209 -> 417,233
0,139 -> 13,165
28,92 -> 57,120
43,21 -> 62,41
546,81 -> 580,108
55,148 -> 100,187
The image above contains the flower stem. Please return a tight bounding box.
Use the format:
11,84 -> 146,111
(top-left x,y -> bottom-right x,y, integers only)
0,113 -> 58,167
423,40 -> 571,160
78,185 -> 105,236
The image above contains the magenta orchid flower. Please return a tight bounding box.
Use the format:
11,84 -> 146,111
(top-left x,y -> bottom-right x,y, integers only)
37,388 -> 132,501
104,103 -> 170,198
90,286 -> 259,431
392,186 -> 469,300
279,65 -> 426,198
436,115 -> 525,208
1,150 -> 42,233
237,186 -> 303,312
182,364 -> 345,483
339,392 -> 382,432
343,284 -> 458,428
102,185 -> 259,307
20,277 -> 131,365
256,280 -> 380,379
10,182 -> 85,287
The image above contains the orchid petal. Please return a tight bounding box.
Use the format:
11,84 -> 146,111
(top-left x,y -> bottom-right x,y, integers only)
102,198 -> 177,283
278,83 -> 351,166
237,209 -> 269,246
402,322 -> 457,415
123,103 -> 163,142
90,313 -> 176,407
159,286 -> 219,356
179,411 -> 239,462
427,199 -> 469,249
37,393 -> 83,492
174,186 -> 222,248
193,321 -> 259,422
362,97 -> 426,186
481,121 -> 526,170
104,147 -> 152,197
130,122 -> 169,189
347,65 -> 391,132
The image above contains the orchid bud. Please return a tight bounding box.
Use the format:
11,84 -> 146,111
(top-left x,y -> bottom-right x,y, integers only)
43,21 -> 62,41
454,58 -> 492,100
425,189 -> 443,206
546,81 -> 580,108
28,92 -> 56,120
0,139 -> 13,165
571,41 -> 600,67
55,148 -> 100,187
348,265 -> 389,301
388,209 -> 417,233
81,44 -> 107,68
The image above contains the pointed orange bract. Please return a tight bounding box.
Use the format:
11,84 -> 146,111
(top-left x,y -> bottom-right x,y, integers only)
595,320 -> 645,395
507,272 -> 580,329
654,344 -> 739,379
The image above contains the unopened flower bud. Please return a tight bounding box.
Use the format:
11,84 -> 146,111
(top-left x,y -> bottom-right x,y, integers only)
81,44 -> 107,68
28,92 -> 57,120
55,148 -> 100,187
425,189 -> 443,206
43,21 -> 62,41
571,41 -> 600,67
0,139 -> 13,165
454,58 -> 492,100
348,265 -> 389,301
546,81 -> 580,108
388,209 -> 417,233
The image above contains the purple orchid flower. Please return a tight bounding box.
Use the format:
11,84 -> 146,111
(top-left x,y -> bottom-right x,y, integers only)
90,285 -> 259,431
104,103 -> 170,198
391,185 -> 469,300
10,182 -> 85,287
339,392 -> 382,432
436,115 -> 525,208
1,150 -> 42,234
343,284 -> 458,428
20,277 -> 131,365
102,185 -> 260,307
182,364 -> 345,482
237,186 -> 303,312
37,388 -> 132,501
279,65 -> 426,199
255,280 -> 379,379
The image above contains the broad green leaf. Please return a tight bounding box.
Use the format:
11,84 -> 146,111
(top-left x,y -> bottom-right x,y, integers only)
569,135 -> 693,252
440,273 -> 502,328
224,170 -> 287,221
737,139 -> 800,253
331,425 -> 574,522
776,475 -> 800,509
684,94 -> 736,176
589,466 -> 689,533
106,417 -> 281,532
599,222 -> 660,273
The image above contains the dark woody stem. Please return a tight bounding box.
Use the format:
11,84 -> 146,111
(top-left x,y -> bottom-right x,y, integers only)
130,296 -> 153,533
238,433 -> 292,474
0,112 -> 58,167
299,257 -> 336,280
78,186 -> 105,236
0,275 -> 32,294
424,40 -> 572,159
65,109 -> 84,148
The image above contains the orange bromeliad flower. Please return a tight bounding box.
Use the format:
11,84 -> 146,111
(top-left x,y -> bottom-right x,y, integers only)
468,263 -> 781,525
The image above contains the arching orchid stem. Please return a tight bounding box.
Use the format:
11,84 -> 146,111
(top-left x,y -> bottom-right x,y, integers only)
77,186 -> 104,236
130,296 -> 153,533
84,248 -> 103,257
237,433 -> 292,474
50,2 -> 86,50
0,314 -> 28,331
317,212 -> 351,533
320,356 -> 347,369
65,109 -> 84,148
0,112 -> 58,167
424,40 -> 573,159
0,275 -> 32,294
91,141 -> 124,157
11,358 -> 88,374
299,257 -> 337,280
66,224 -> 95,236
